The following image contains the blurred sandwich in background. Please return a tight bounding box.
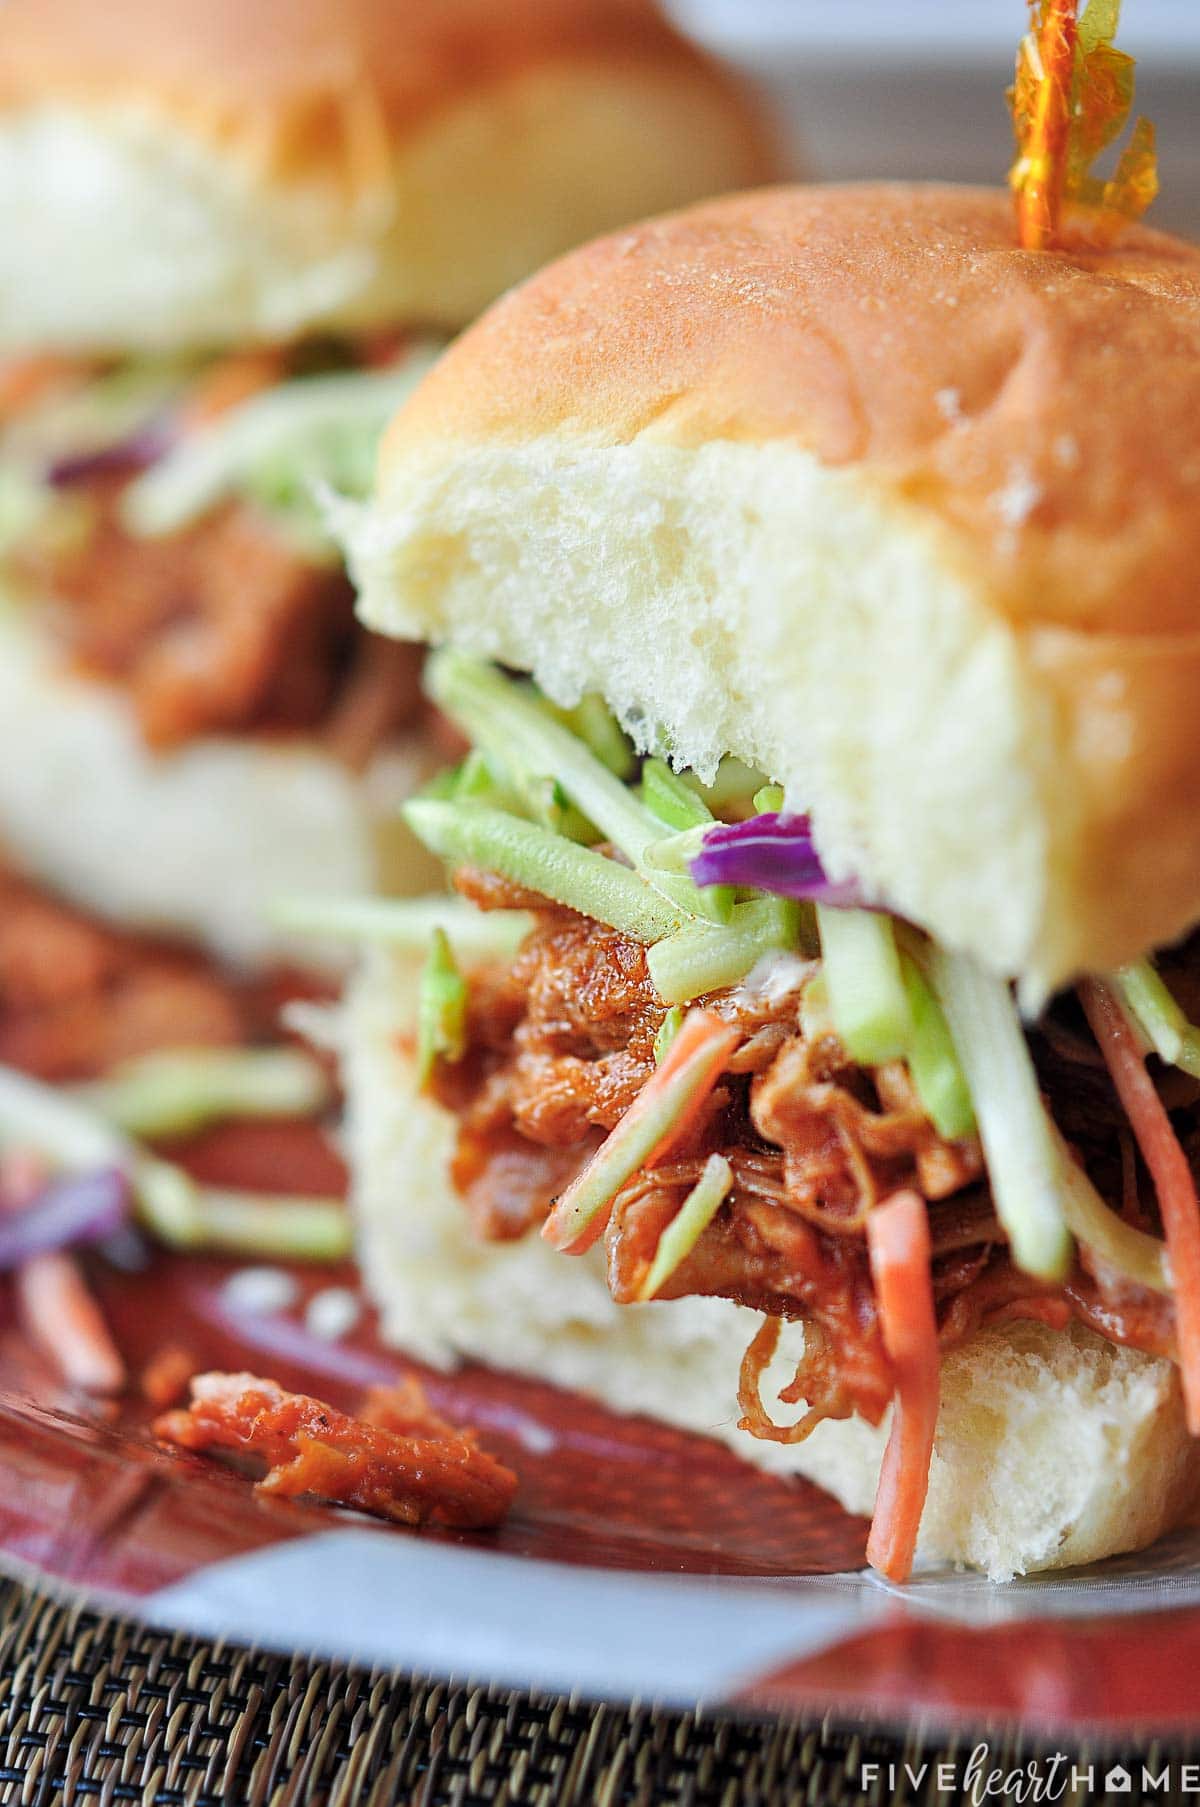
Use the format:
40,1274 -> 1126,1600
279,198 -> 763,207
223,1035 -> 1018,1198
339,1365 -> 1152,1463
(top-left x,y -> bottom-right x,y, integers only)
0,0 -> 773,996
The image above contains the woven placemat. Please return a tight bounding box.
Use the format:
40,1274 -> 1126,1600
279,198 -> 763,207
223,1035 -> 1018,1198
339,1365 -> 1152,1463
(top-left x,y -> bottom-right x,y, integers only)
0,1576 -> 1190,1807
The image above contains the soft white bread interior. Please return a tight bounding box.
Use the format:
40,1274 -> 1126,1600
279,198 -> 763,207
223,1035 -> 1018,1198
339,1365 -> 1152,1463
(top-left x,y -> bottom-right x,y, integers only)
0,0 -> 772,351
0,598 -> 443,971
333,942 -> 1200,1581
342,184 -> 1200,1003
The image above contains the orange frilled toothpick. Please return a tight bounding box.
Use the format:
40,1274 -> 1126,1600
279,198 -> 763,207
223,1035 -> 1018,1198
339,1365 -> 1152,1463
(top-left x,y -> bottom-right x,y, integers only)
1008,0 -> 1159,251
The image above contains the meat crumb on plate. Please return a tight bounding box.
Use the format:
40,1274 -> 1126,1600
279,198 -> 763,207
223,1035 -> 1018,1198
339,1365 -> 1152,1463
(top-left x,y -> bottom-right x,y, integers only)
140,1344 -> 197,1409
154,1371 -> 517,1529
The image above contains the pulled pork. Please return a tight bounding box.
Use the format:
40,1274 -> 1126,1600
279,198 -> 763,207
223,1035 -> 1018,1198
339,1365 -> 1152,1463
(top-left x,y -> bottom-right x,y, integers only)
155,1371 -> 517,1529
0,862 -> 319,1082
30,481 -> 363,750
431,878 -> 1184,1438
431,888 -> 659,1239
4,350 -> 423,759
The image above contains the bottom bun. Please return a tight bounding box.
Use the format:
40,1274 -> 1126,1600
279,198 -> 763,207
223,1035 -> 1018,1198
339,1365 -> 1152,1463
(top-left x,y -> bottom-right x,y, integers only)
333,945 -> 1200,1582
0,599 -> 443,970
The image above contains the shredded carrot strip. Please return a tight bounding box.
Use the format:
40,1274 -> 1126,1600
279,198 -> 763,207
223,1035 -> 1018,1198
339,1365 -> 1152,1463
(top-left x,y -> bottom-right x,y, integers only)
16,1253 -> 125,1395
641,1012 -> 738,1168
1080,979 -> 1200,1434
1,1153 -> 125,1395
864,1191 -> 940,1583
542,1008 -> 738,1255
545,1193 -> 612,1258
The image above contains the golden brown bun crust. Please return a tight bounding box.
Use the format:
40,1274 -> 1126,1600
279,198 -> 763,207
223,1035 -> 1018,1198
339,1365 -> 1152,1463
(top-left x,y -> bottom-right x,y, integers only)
0,0 -> 773,184
390,183 -> 1200,637
364,184 -> 1200,987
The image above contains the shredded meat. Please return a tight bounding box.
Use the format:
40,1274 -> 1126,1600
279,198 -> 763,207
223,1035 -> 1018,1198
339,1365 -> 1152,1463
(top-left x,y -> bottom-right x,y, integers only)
751,1040 -> 982,1231
505,921 -> 660,1141
432,901 -> 662,1238
738,1316 -> 859,1446
0,863 -> 318,1082
155,1371 -> 517,1529
5,348 -> 424,758
433,907 -> 1190,1436
614,1187 -> 895,1426
452,1120 -> 593,1242
26,483 -> 359,749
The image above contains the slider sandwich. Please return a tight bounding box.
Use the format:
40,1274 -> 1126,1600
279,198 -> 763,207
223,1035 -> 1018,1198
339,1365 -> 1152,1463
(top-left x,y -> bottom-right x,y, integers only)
0,0 -> 770,968
325,147 -> 1200,1583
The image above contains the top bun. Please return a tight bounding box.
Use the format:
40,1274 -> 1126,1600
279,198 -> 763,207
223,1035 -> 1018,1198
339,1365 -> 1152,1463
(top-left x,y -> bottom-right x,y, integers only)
0,0 -> 772,351
344,183 -> 1200,1001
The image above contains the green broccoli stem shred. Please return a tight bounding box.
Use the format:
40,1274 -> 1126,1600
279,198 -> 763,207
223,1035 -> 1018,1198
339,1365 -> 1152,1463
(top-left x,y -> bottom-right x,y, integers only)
72,1047 -> 329,1141
653,1007 -> 686,1065
899,955 -> 976,1141
416,928 -> 469,1088
424,651 -> 720,921
927,947 -> 1072,1281
518,775 -> 599,846
642,758 -> 711,832
640,760 -> 734,920
448,748 -> 525,813
1115,957 -> 1200,1078
428,650 -> 654,856
122,353 -> 439,538
403,799 -> 684,943
546,1026 -> 734,1249
638,1153 -> 734,1301
1049,1122 -> 1169,1295
0,1063 -> 349,1260
816,906 -> 912,1067
642,825 -> 715,875
647,900 -> 804,1005
185,1190 -> 351,1261
270,895 -> 533,957
545,694 -> 635,779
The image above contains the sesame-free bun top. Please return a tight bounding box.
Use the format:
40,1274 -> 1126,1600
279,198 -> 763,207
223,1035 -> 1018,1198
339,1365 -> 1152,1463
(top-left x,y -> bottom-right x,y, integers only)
0,0 -> 772,351
344,183 -> 1200,999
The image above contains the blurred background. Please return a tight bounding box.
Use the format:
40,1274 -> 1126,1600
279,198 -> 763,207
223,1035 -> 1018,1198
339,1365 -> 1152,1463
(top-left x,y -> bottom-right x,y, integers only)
668,0 -> 1200,238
